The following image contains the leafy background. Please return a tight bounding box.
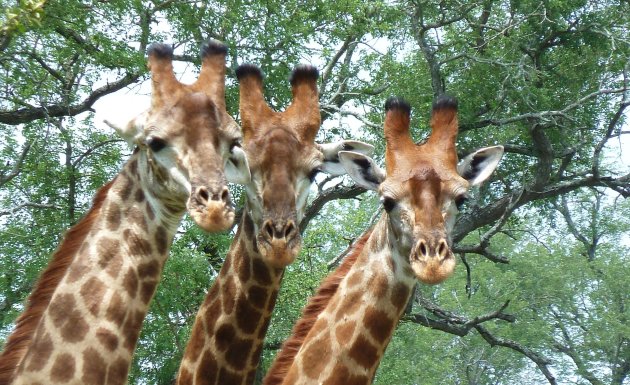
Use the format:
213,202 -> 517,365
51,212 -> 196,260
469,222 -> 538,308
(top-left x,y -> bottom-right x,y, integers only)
1,1 -> 628,384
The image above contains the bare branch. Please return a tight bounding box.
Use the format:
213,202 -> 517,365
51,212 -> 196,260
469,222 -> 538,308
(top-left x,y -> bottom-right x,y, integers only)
593,100 -> 630,177
474,325 -> 557,385
460,88 -> 628,132
0,202 -> 59,217
299,183 -> 366,234
551,310 -> 604,385
0,141 -> 31,188
407,296 -> 555,385
0,72 -> 142,125
321,36 -> 356,88
320,104 -> 381,130
453,244 -> 510,264
454,172 -> 630,243
72,139 -> 124,168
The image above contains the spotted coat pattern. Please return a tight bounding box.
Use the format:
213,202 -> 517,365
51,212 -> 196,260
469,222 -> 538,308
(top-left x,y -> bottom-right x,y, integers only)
11,156 -> 180,385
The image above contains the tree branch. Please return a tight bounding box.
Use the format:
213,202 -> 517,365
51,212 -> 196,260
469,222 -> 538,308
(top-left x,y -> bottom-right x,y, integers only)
299,183 -> 366,234
474,325 -> 557,385
406,297 -> 555,384
0,202 -> 59,217
453,173 -> 630,243
0,72 -> 141,125
0,141 -> 31,188
72,138 -> 125,168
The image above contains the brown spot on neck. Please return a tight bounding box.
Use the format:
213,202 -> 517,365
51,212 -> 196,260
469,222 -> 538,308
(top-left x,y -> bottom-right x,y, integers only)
348,334 -> 379,370
82,347 -> 106,385
235,296 -> 262,335
80,277 -> 106,316
391,282 -> 411,312
50,353 -> 76,382
363,306 -> 396,344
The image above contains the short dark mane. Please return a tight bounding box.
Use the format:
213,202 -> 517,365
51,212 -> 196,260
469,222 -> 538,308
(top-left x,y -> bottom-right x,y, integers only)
263,228 -> 373,385
0,180 -> 113,385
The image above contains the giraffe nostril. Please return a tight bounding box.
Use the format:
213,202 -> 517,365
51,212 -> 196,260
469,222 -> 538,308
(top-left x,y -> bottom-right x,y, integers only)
198,187 -> 209,202
263,221 -> 274,240
284,221 -> 296,239
437,239 -> 448,258
418,240 -> 428,257
221,187 -> 229,203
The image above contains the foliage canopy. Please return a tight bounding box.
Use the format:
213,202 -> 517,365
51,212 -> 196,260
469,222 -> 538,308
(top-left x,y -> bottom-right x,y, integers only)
0,1 -> 628,384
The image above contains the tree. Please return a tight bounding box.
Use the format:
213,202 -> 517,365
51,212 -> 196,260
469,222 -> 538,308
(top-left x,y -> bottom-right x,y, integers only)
1,1 -> 628,384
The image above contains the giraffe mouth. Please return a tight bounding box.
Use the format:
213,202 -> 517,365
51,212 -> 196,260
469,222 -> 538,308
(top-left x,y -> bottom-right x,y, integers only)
256,233 -> 301,268
188,200 -> 235,232
408,249 -> 456,285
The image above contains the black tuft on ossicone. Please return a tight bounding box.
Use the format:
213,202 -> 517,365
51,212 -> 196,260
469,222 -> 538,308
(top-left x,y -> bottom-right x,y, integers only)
432,95 -> 458,111
289,65 -> 319,86
384,97 -> 411,114
236,63 -> 263,81
201,39 -> 228,57
147,43 -> 174,59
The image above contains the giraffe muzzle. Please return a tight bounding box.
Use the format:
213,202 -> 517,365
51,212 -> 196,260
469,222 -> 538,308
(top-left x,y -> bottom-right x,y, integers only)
409,237 -> 456,284
257,219 -> 301,267
188,185 -> 235,232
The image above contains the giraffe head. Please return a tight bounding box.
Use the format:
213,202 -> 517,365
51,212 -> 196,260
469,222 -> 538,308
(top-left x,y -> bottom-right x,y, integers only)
231,64 -> 373,268
340,96 -> 503,284
106,40 -> 246,232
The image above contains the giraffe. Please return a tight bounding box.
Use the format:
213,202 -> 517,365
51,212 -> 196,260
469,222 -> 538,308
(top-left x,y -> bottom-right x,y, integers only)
263,96 -> 504,385
0,39 -> 249,385
175,64 -> 374,385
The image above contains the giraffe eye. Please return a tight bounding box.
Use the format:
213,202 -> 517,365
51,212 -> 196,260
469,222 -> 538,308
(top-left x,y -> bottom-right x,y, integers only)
381,196 -> 397,212
455,195 -> 468,210
146,137 -> 167,152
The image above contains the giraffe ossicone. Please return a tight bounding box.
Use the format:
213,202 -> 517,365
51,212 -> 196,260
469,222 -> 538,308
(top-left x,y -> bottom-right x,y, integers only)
175,63 -> 373,385
264,96 -> 504,385
0,38 -> 240,385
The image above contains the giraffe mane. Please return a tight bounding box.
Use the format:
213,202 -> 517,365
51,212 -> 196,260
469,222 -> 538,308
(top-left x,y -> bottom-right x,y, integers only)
263,228 -> 373,385
0,180 -> 114,385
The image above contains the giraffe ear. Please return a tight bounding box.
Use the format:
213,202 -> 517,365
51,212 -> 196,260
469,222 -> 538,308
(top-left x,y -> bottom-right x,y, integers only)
104,111 -> 147,146
225,145 -> 251,184
457,145 -> 504,186
319,140 -> 375,176
338,151 -> 385,191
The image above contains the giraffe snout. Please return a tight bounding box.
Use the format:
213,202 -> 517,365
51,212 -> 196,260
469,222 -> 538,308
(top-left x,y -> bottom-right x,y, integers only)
415,237 -> 449,261
258,219 -> 301,267
188,184 -> 234,232
409,236 -> 455,285
261,219 -> 297,242
194,185 -> 230,205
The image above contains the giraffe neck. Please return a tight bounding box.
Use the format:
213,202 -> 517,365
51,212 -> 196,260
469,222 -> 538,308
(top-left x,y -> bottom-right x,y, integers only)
7,152 -> 185,385
265,216 -> 416,385
177,208 -> 284,385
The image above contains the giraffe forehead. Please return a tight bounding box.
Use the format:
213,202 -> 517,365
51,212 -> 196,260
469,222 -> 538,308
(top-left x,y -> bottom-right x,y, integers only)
385,150 -> 463,196
388,139 -> 459,176
247,127 -> 318,172
147,93 -> 228,146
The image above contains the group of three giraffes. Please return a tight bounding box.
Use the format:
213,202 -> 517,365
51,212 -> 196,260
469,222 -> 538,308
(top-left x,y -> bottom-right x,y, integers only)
0,39 -> 503,385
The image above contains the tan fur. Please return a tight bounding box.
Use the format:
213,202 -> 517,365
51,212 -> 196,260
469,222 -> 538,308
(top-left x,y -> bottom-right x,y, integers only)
264,230 -> 372,385
176,65 -> 328,385
0,181 -> 113,385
